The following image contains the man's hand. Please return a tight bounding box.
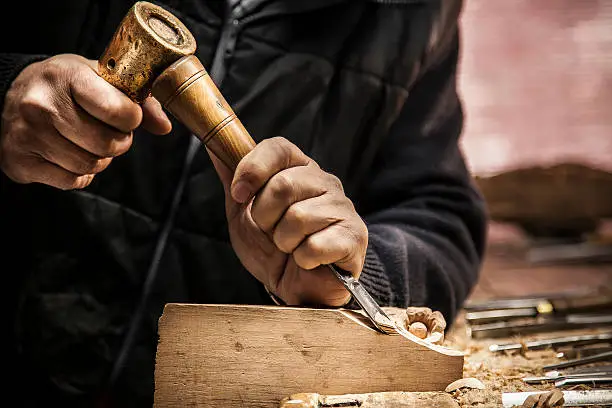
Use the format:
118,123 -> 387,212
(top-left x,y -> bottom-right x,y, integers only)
209,137 -> 368,307
0,54 -> 172,189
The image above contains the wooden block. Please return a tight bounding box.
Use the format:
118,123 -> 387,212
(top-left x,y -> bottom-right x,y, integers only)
154,304 -> 464,407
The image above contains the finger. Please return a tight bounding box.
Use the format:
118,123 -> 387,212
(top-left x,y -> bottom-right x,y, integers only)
207,146 -> 233,194
70,58 -> 143,133
141,96 -> 172,135
231,137 -> 311,203
292,222 -> 367,275
272,195 -> 345,254
251,163 -> 330,233
207,146 -> 243,220
17,155 -> 95,190
33,125 -> 113,175
51,102 -> 133,158
275,259 -> 351,307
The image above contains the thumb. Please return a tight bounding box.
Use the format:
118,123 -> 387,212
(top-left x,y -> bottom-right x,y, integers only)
141,97 -> 172,135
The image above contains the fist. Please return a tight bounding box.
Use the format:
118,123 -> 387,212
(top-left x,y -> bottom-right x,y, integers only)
0,54 -> 171,189
209,137 -> 369,307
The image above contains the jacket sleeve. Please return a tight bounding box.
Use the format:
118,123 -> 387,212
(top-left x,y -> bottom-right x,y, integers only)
354,28 -> 488,324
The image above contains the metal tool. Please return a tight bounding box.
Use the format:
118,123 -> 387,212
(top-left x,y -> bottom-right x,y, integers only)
557,346 -> 612,359
489,332 -> 612,352
465,292 -> 612,325
465,291 -> 612,313
502,390 -> 612,407
468,313 -> 612,339
523,370 -> 612,385
543,350 -> 612,371
328,264 -> 397,334
555,376 -> 612,387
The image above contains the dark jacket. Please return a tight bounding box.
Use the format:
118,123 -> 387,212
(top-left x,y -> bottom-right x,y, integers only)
0,0 -> 487,406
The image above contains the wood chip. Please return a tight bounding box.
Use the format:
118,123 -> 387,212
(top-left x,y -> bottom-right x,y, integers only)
444,377 -> 486,393
408,322 -> 428,339
405,306 -> 447,344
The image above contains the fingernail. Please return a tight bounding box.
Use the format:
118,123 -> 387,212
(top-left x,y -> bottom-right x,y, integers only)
231,181 -> 251,203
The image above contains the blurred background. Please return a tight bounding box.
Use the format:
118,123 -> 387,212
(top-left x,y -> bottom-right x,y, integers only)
457,0 -> 612,301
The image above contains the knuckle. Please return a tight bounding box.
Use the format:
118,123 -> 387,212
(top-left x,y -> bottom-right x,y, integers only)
19,88 -> 52,119
40,58 -> 66,82
286,204 -> 309,232
266,136 -> 297,160
326,173 -> 344,192
269,172 -> 295,202
237,160 -> 266,186
102,133 -> 132,157
354,219 -> 369,248
2,162 -> 29,184
304,235 -> 325,258
272,230 -> 292,254
79,157 -> 112,175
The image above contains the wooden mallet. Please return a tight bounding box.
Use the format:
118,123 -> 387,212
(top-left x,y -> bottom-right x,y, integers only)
98,1 -> 256,171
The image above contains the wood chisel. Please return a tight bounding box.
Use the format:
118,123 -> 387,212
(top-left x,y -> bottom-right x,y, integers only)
328,265 -> 400,335
543,350 -> 612,371
523,369 -> 612,385
489,332 -> 612,352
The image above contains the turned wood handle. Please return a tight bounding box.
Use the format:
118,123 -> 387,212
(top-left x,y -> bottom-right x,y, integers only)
97,1 -> 254,170
152,55 -> 256,171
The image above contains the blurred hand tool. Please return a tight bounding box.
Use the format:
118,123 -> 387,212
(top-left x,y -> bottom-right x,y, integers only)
465,292 -> 612,325
556,345 -> 612,359
465,290 -> 612,313
554,375 -> 612,387
543,350 -> 612,371
502,390 -> 612,407
523,365 -> 612,384
468,313 -> 612,339
489,332 -> 612,352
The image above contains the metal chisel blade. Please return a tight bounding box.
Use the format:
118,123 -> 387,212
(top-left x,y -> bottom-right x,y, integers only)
327,264 -> 397,335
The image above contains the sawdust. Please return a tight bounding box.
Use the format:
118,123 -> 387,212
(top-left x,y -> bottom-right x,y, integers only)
443,312 -> 609,408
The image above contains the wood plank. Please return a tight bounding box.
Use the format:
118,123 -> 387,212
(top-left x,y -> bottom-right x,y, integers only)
154,304 -> 464,408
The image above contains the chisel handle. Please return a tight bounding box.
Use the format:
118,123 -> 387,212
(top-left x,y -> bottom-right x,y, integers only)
152,55 -> 256,171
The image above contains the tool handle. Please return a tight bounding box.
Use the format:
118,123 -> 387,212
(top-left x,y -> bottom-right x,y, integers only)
552,294 -> 612,313
98,1 -> 197,103
152,55 -> 256,171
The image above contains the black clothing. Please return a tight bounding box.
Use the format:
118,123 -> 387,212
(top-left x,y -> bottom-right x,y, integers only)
0,0 -> 487,406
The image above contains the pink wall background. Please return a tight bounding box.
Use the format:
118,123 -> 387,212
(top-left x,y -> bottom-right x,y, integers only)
458,0 -> 612,176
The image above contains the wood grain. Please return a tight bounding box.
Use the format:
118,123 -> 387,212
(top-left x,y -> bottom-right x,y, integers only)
154,304 -> 464,408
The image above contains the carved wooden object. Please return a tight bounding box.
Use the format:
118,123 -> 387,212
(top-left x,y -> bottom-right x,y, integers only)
154,304 -> 464,408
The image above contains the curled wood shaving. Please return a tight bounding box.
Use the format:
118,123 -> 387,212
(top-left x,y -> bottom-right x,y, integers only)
405,306 -> 447,344
445,377 -> 486,393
